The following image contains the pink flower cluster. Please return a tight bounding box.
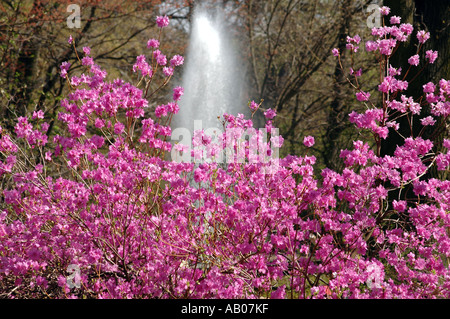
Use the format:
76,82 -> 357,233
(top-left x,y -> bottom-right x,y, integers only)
1,10 -> 450,299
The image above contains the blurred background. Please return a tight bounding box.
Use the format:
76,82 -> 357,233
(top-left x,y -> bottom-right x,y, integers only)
0,0 -> 448,173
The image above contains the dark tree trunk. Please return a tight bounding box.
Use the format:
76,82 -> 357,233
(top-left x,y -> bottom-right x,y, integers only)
381,0 -> 450,157
382,0 -> 450,201
4,0 -> 43,130
323,0 -> 352,172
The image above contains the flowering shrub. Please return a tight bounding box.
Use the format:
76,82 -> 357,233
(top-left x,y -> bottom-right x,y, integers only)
1,9 -> 449,299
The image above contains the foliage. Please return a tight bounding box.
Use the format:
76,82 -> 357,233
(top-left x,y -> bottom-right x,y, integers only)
1,8 -> 450,299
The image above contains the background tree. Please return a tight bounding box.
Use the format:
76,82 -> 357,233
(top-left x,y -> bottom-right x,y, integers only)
0,0 -> 178,136
382,0 -> 450,179
0,0 -> 398,171
382,0 -> 450,153
243,0 -> 378,171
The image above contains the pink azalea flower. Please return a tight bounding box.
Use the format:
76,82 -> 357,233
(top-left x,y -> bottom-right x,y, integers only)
380,6 -> 390,15
390,16 -> 401,24
249,100 -> 259,111
303,135 -> 315,147
356,91 -> 371,102
170,55 -> 184,67
173,86 -> 184,101
82,46 -> 91,56
147,38 -> 159,48
417,30 -> 430,44
264,108 -> 276,119
163,67 -> 173,77
60,61 -> 71,77
156,15 -> 170,28
420,116 -> 436,126
408,54 -> 420,66
425,50 -> 438,64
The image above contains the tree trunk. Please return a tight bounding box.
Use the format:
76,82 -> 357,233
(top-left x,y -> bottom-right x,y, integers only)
382,0 -> 450,196
381,0 -> 450,156
323,0 -> 352,172
4,0 -> 43,130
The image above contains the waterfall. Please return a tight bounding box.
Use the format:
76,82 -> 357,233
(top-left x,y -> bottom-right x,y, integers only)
171,3 -> 247,138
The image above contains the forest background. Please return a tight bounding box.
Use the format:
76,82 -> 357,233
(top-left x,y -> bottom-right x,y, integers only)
3,0 -> 448,174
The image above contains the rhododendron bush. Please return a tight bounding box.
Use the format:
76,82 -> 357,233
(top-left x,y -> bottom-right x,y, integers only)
1,9 -> 450,299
